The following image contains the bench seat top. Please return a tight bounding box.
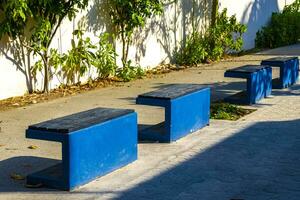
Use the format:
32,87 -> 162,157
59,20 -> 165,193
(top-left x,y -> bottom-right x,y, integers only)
262,57 -> 298,63
28,107 -> 134,134
226,65 -> 268,74
137,84 -> 208,100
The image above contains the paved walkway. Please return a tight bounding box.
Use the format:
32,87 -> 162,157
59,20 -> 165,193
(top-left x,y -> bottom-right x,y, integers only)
0,45 -> 299,200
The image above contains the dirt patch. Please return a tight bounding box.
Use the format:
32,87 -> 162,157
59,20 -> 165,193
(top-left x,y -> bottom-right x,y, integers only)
0,64 -> 189,112
0,78 -> 124,112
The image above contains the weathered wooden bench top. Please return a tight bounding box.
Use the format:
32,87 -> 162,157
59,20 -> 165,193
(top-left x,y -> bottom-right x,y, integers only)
138,84 -> 208,100
28,108 -> 134,134
262,57 -> 298,63
226,65 -> 267,74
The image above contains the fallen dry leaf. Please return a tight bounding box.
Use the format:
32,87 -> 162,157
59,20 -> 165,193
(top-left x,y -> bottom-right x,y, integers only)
10,173 -> 25,180
28,145 -> 38,150
5,148 -> 17,150
25,183 -> 43,188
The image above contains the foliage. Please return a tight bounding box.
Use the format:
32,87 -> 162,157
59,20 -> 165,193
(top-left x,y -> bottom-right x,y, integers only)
60,29 -> 95,84
116,60 -> 145,82
255,0 -> 300,48
0,0 -> 31,38
92,34 -> 118,79
174,9 -> 246,65
173,32 -> 208,65
211,0 -> 219,28
0,0 -> 89,93
207,9 -> 246,60
283,0 -> 300,13
56,30 -> 118,84
210,102 -> 255,121
108,0 -> 163,67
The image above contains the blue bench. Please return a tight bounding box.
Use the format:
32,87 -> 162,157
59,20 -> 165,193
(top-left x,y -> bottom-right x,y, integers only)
261,57 -> 299,88
224,65 -> 272,105
136,84 -> 210,143
26,108 -> 137,191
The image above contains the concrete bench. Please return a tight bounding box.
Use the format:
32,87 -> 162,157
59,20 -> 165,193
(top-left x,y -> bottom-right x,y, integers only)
224,65 -> 272,105
136,84 -> 210,143
26,108 -> 137,191
261,57 -> 299,88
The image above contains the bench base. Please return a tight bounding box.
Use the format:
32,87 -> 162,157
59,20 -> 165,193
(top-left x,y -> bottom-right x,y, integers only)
26,109 -> 138,191
138,122 -> 170,143
137,86 -> 210,143
224,91 -> 249,105
224,65 -> 272,105
272,78 -> 286,89
261,57 -> 299,89
27,163 -> 67,190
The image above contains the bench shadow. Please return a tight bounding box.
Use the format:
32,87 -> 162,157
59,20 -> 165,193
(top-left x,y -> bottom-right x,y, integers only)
118,81 -> 247,104
138,124 -> 158,144
120,81 -> 300,107
272,84 -> 300,97
0,156 -> 60,192
108,118 -> 300,199
256,44 -> 300,56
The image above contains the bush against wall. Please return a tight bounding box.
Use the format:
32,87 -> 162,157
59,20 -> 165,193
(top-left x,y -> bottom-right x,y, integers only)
174,9 -> 246,65
255,0 -> 300,48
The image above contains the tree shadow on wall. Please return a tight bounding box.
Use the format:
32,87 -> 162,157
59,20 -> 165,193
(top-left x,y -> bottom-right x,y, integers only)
240,0 -> 280,49
86,0 -> 114,36
131,0 -> 211,64
0,36 -> 35,93
85,0 -> 211,66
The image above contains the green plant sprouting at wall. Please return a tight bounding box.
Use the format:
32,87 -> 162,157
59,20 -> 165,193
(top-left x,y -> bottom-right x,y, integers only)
174,9 -> 247,65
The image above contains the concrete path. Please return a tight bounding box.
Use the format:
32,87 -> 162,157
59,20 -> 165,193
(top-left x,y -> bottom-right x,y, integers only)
0,45 -> 299,200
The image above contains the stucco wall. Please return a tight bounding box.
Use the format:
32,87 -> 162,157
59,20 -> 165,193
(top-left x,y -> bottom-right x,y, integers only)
219,0 -> 294,49
0,0 -> 293,100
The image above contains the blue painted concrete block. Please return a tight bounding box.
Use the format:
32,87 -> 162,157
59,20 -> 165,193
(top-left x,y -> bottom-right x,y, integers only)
261,57 -> 299,88
26,108 -> 137,191
136,84 -> 210,143
224,65 -> 272,105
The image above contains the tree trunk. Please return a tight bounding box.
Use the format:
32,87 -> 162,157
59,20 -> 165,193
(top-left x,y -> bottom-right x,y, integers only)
43,53 -> 50,93
125,38 -> 130,66
26,52 -> 33,93
211,0 -> 219,28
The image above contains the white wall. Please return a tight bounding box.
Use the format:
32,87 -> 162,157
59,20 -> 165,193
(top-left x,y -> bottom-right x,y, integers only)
0,0 -> 293,100
219,0 -> 294,49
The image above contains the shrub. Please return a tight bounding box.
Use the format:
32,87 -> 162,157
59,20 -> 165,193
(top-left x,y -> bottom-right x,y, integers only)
206,9 -> 246,61
116,60 -> 145,82
255,0 -> 300,48
174,9 -> 246,65
173,32 -> 208,65
92,34 -> 118,79
61,29 -> 95,84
